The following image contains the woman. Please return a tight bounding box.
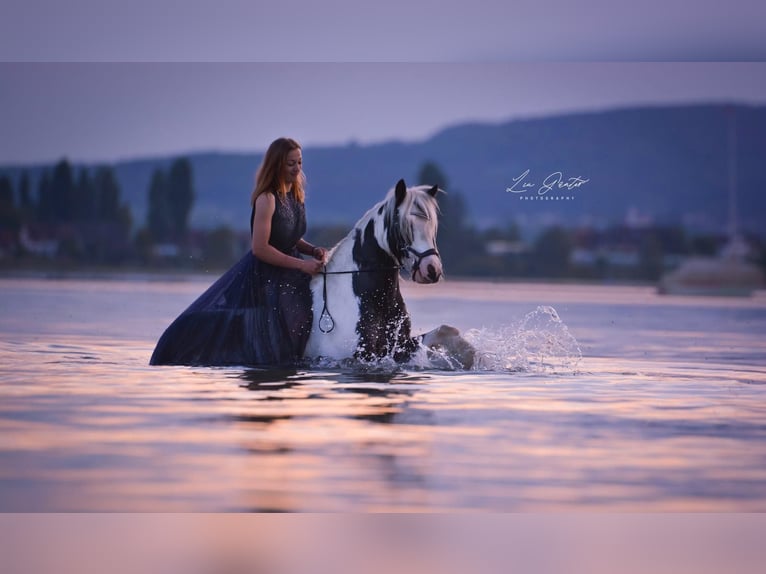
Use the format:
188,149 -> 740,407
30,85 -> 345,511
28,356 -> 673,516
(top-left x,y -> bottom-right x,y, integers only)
150,137 -> 327,366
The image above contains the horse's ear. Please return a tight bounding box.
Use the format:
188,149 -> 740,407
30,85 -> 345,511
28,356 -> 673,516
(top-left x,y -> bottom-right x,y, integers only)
427,185 -> 439,197
395,179 -> 407,206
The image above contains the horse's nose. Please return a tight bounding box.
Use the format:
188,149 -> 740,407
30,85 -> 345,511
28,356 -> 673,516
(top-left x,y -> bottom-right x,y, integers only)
413,253 -> 442,283
427,263 -> 442,283
421,253 -> 442,283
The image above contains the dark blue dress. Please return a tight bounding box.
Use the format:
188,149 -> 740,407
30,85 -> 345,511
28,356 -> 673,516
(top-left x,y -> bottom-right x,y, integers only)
150,191 -> 313,366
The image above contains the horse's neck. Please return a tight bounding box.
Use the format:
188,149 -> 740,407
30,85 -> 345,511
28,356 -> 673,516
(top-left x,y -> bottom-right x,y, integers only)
326,213 -> 398,275
323,233 -> 356,273
319,204 -> 415,362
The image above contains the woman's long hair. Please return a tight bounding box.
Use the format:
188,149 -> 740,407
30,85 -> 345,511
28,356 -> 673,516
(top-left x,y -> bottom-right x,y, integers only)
251,137 -> 306,205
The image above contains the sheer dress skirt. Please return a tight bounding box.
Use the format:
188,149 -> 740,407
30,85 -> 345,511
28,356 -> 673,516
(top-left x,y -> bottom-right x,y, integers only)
150,251 -> 313,367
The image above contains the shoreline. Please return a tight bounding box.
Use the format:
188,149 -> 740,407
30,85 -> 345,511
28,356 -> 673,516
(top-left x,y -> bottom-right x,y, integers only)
0,266 -> 221,283
0,265 -> 657,288
3,265 -> 764,298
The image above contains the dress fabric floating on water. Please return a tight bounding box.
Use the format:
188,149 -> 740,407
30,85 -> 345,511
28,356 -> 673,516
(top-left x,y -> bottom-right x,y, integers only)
150,191 -> 312,366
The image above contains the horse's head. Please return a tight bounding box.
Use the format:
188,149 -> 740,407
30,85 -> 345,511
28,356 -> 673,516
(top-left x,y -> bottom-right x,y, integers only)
386,179 -> 443,284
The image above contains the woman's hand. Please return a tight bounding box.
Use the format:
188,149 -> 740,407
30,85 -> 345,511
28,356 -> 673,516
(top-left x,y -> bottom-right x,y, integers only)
312,246 -> 328,263
300,257 -> 324,276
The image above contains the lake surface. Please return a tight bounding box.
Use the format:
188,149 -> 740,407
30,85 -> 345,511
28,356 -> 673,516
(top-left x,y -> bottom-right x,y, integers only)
1,275 -> 765,511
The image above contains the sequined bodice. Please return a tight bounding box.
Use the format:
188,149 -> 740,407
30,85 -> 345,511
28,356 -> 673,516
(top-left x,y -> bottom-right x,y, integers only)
250,191 -> 306,254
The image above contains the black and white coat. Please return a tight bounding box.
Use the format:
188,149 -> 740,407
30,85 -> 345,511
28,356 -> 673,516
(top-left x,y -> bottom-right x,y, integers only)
305,179 -> 457,364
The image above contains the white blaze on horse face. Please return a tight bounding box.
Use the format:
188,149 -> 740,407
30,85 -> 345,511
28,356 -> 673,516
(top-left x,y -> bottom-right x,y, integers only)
407,196 -> 442,284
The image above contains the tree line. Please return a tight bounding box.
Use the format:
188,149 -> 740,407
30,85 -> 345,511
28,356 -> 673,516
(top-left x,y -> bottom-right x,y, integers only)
3,157 -> 762,280
1,160 -> 133,263
0,157 -> 196,266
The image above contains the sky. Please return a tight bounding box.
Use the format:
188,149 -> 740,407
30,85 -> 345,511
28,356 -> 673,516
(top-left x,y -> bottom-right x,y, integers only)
2,0 -> 766,61
1,1 -> 765,165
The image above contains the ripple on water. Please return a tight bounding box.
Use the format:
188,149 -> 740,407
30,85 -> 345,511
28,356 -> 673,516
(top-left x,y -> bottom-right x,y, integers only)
2,279 -> 766,511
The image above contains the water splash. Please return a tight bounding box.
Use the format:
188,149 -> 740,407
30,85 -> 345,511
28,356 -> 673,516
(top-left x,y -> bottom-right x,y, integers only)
310,306 -> 581,375
463,305 -> 582,374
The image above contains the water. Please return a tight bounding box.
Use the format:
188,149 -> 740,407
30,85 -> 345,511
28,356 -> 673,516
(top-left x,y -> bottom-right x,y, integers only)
1,276 -> 765,511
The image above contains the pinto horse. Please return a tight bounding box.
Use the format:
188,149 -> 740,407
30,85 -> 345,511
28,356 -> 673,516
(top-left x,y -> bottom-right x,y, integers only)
304,179 -> 475,369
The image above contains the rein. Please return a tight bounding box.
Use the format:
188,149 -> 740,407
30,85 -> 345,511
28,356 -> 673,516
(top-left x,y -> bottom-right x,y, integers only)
317,246 -> 440,333
317,266 -> 398,333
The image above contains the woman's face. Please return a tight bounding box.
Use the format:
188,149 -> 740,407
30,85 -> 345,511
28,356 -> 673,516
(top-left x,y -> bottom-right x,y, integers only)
283,148 -> 302,184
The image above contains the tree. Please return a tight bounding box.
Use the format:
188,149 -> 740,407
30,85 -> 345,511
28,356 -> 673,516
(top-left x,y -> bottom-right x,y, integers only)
94,167 -> 121,221
36,170 -> 54,224
18,171 -> 33,223
167,158 -> 195,240
640,232 -> 664,280
416,161 -> 481,275
533,226 -> 572,278
147,168 -> 172,242
49,159 -> 76,222
92,166 -> 133,261
75,168 -> 97,221
147,158 -> 195,244
0,175 -> 21,233
417,161 -> 450,190
0,176 -> 14,205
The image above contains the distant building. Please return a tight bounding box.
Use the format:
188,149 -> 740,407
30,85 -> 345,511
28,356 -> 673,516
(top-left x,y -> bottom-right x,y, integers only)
485,239 -> 527,256
19,225 -> 59,258
624,207 -> 654,229
151,243 -> 181,258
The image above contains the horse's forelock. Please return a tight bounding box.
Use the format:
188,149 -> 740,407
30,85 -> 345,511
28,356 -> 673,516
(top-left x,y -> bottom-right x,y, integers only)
390,185 -> 439,246
404,187 -> 439,236
355,185 -> 439,259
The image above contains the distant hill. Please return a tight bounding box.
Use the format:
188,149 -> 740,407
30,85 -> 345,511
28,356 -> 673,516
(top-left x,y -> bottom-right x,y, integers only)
3,103 -> 765,235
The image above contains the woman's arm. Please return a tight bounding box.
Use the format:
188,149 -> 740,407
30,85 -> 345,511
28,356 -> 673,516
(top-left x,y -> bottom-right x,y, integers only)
296,238 -> 327,262
251,193 -> 323,275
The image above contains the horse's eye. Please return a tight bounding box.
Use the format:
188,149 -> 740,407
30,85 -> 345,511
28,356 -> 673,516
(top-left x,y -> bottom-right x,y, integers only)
413,211 -> 429,220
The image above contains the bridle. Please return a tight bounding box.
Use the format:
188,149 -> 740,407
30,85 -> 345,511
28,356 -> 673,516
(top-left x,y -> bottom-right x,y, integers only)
317,244 -> 441,334
400,245 -> 440,282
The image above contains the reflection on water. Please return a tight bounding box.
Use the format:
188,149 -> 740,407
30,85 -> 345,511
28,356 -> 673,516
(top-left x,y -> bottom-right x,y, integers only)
0,278 -> 765,511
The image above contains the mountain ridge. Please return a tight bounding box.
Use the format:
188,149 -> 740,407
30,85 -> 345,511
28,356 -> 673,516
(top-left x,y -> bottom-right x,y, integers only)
2,103 -> 764,235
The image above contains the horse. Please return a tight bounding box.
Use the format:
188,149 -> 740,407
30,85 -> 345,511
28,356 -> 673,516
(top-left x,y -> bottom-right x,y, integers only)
304,178 -> 475,369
